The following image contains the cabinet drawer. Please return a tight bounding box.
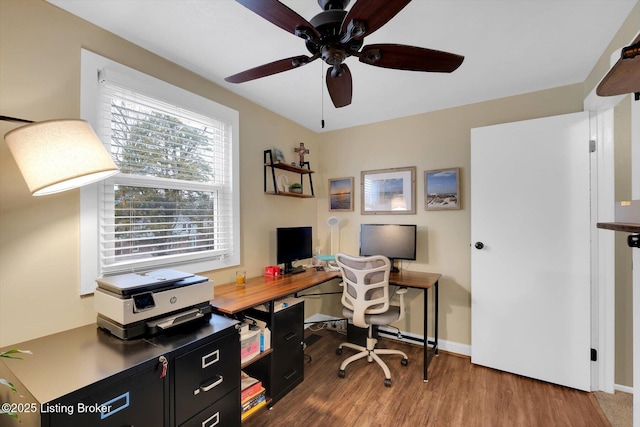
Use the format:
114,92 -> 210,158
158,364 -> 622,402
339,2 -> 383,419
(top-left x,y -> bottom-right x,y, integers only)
49,359 -> 165,427
180,389 -> 240,427
273,353 -> 303,394
175,331 -> 240,426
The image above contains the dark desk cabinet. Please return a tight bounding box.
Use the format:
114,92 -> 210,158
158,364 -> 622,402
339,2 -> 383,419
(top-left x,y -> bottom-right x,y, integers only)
0,315 -> 240,427
270,302 -> 304,402
246,300 -> 304,405
173,330 -> 240,426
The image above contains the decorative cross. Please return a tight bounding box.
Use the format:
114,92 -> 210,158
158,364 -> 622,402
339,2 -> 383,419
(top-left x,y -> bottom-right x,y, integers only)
293,142 -> 310,167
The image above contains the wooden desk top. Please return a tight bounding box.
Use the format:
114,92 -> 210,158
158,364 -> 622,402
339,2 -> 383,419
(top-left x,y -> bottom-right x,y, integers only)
210,268 -> 441,315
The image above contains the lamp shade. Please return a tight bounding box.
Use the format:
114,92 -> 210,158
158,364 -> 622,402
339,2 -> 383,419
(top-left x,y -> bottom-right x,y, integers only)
4,119 -> 119,196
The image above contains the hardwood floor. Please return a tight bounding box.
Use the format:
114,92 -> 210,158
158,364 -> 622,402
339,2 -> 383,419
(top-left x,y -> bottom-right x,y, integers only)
243,329 -> 611,427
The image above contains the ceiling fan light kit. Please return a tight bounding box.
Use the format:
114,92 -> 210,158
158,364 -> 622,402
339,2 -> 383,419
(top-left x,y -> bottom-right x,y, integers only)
225,0 -> 464,108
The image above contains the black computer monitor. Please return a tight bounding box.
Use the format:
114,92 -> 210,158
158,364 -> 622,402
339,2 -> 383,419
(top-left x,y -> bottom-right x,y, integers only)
276,226 -> 313,274
359,224 -> 417,272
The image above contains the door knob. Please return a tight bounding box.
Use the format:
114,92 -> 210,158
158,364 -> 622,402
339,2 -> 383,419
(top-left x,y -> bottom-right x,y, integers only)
475,242 -> 484,250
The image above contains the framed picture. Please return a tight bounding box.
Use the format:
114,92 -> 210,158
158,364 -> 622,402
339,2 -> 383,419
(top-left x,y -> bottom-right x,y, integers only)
329,177 -> 354,211
425,167 -> 461,210
272,147 -> 286,163
361,166 -> 416,215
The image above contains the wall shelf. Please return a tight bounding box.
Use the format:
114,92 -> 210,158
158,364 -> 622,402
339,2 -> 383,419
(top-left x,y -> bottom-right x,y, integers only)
597,222 -> 640,233
263,149 -> 315,198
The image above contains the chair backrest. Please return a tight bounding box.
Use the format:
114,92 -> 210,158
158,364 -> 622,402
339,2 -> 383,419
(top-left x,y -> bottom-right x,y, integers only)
335,253 -> 391,328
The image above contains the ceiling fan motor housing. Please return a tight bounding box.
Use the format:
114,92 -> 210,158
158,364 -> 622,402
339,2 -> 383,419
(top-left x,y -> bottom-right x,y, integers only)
318,0 -> 350,10
306,9 -> 363,66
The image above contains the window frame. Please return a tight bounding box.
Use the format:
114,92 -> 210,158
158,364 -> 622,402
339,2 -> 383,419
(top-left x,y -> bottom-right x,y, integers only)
80,49 -> 240,295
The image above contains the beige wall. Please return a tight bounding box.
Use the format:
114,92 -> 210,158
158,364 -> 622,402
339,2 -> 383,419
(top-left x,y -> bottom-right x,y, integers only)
313,85 -> 585,345
0,0 -> 636,387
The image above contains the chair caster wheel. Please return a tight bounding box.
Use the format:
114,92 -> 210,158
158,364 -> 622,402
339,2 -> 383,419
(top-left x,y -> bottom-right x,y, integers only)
336,347 -> 343,355
338,369 -> 346,378
401,358 -> 408,366
384,378 -> 391,387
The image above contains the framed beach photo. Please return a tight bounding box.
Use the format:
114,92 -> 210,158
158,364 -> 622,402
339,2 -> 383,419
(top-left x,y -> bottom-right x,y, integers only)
425,167 -> 461,210
361,166 -> 416,215
329,177 -> 354,211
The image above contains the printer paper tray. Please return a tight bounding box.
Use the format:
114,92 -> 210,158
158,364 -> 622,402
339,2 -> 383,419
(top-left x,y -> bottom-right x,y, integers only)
97,302 -> 213,340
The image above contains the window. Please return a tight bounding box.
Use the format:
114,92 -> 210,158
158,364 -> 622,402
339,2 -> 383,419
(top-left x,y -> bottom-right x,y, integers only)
80,50 -> 239,294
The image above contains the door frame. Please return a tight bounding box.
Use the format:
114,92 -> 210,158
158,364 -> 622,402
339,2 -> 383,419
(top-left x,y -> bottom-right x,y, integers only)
584,73 -> 627,393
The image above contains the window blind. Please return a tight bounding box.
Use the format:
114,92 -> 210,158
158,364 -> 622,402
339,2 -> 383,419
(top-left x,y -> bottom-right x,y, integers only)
97,78 -> 235,274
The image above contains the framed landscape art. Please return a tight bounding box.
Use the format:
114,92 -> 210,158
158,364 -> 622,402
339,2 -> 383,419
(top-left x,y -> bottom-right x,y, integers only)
424,167 -> 461,210
328,177 -> 354,211
361,166 -> 416,215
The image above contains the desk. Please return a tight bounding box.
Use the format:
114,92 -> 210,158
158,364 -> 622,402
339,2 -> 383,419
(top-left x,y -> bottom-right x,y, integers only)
210,268 -> 441,382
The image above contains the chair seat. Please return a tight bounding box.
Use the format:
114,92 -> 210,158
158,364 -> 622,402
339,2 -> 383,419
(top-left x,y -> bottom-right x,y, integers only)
343,305 -> 401,326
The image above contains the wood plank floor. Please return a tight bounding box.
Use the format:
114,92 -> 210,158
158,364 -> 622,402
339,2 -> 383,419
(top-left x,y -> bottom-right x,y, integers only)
243,329 -> 611,427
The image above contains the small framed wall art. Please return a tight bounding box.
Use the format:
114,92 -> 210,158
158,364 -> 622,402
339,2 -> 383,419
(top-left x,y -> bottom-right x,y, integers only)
361,166 -> 416,215
328,177 -> 354,211
424,167 -> 461,210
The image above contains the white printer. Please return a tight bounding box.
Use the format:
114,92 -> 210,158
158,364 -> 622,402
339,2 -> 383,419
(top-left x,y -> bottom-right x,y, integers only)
95,269 -> 214,339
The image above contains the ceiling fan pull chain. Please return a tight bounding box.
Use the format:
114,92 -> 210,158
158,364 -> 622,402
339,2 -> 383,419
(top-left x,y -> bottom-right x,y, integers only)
321,61 -> 325,129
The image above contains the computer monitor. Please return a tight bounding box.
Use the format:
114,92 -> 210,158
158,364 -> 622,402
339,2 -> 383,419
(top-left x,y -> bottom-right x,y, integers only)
359,224 -> 417,272
276,226 -> 313,274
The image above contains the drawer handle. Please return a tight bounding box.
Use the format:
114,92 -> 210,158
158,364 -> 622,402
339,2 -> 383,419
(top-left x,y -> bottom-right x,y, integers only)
202,412 -> 219,427
283,369 -> 298,380
194,375 -> 223,395
202,349 -> 219,368
99,391 -> 130,420
284,332 -> 298,341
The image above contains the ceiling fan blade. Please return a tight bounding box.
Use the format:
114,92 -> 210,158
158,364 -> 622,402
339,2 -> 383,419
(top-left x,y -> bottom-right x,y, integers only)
326,64 -> 353,108
359,44 -> 464,73
341,0 -> 411,40
236,0 -> 320,40
225,55 -> 317,83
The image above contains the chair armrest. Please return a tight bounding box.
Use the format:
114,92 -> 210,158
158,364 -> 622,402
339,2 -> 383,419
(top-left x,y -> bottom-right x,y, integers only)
395,287 -> 408,321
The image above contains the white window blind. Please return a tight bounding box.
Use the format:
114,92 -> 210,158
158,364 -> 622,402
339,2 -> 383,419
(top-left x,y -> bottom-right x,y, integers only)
96,74 -> 235,275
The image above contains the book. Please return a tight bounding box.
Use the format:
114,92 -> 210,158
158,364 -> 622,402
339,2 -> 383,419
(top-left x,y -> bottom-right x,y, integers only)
241,381 -> 264,402
241,398 -> 266,420
242,388 -> 265,412
240,370 -> 259,388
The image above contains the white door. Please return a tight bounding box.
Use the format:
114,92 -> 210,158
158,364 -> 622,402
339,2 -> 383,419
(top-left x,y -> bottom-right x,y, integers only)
471,112 -> 591,391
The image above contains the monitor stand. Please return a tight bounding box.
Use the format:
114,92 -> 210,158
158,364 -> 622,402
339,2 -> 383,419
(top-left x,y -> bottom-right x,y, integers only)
389,258 -> 400,273
283,262 -> 305,275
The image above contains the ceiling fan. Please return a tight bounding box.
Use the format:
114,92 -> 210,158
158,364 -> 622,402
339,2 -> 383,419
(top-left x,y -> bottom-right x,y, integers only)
225,0 -> 464,108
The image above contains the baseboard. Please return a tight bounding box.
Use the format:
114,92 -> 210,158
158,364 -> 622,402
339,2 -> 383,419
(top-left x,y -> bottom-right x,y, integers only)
614,384 -> 634,394
377,326 -> 471,357
304,313 -> 343,326
305,313 -> 471,357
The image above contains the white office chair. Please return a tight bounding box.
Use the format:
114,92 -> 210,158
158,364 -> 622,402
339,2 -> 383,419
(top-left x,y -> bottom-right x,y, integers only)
334,253 -> 408,387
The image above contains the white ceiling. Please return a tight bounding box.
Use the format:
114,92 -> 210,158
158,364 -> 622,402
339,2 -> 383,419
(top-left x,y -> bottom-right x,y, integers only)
48,0 -> 637,132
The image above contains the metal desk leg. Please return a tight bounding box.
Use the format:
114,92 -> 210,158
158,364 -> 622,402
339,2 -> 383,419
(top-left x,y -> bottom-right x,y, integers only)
423,280 -> 440,382
434,280 -> 439,356
423,286 -> 429,382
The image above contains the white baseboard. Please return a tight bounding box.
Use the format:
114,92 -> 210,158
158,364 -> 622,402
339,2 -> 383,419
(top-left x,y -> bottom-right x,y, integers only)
305,313 -> 343,326
305,313 -> 471,357
614,384 -> 634,394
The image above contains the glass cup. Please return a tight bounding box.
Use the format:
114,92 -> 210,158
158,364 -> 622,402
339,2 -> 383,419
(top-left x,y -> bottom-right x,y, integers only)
235,270 -> 246,285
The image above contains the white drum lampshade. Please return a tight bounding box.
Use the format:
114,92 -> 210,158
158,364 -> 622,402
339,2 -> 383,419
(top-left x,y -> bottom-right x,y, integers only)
4,119 -> 119,196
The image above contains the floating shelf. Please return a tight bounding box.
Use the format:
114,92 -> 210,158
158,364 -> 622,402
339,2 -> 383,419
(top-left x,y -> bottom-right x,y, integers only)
597,222 -> 640,233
